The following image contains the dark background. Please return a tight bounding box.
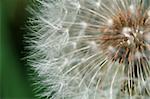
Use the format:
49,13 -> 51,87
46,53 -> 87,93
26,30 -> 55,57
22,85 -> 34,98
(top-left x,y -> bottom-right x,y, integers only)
1,0 -> 35,99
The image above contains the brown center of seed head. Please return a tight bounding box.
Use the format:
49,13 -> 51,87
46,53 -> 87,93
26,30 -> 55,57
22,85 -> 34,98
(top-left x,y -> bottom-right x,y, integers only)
100,5 -> 150,64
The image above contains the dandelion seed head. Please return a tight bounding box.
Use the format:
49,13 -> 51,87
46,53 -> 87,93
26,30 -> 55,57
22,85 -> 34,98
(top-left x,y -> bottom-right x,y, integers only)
26,0 -> 150,98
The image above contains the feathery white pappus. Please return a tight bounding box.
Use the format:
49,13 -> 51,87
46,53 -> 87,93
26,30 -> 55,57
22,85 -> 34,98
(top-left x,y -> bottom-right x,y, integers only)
26,0 -> 150,99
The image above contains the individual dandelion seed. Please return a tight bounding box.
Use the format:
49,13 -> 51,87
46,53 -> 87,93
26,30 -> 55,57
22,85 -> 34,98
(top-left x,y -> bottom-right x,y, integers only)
26,0 -> 150,99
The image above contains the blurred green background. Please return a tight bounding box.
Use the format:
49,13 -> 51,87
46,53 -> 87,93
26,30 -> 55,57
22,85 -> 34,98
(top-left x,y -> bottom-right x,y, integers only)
1,0 -> 35,99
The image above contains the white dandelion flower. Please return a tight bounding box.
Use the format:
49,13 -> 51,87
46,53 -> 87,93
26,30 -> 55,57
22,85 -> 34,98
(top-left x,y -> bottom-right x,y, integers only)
26,0 -> 150,99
